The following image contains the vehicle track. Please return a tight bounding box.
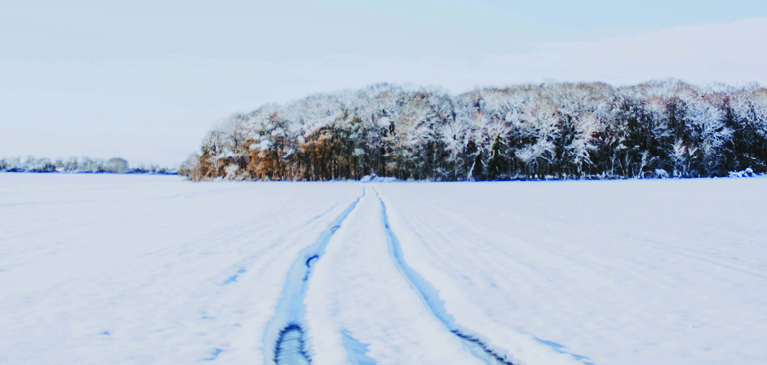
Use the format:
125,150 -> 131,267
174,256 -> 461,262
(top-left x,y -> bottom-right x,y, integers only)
264,188 -> 366,365
373,187 -> 516,365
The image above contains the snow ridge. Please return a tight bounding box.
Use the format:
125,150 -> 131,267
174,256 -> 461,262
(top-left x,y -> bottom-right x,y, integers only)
373,188 -> 516,365
263,188 -> 366,365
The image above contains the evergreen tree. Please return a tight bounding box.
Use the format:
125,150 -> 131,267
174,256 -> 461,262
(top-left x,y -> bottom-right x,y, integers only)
487,134 -> 505,180
470,152 -> 484,181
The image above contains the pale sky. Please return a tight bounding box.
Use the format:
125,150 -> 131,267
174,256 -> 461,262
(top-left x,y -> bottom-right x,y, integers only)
2,0 -> 766,166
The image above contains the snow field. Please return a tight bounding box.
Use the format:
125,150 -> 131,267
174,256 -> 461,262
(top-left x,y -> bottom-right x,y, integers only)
0,174 -> 363,364
374,179 -> 767,365
2,174 -> 766,365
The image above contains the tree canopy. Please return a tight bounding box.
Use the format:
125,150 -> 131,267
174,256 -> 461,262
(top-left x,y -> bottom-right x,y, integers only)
183,80 -> 767,181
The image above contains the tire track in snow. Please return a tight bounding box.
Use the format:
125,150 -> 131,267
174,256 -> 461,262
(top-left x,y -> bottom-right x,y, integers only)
218,203 -> 341,287
392,203 -> 595,365
264,187 -> 366,365
373,187 -> 516,365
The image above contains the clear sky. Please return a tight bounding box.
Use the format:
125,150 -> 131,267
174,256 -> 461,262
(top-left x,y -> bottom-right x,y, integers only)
2,0 -> 766,166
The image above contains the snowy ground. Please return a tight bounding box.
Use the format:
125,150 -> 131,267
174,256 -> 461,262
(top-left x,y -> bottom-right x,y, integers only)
1,174 -> 766,365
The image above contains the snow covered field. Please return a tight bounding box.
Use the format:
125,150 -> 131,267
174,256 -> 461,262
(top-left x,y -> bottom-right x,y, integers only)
1,174 -> 766,365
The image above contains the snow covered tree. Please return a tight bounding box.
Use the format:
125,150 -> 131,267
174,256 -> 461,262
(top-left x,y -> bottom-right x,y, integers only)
181,80 -> 767,181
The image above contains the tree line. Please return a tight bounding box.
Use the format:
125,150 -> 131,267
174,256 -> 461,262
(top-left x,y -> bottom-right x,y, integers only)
181,80 -> 767,181
0,156 -> 176,174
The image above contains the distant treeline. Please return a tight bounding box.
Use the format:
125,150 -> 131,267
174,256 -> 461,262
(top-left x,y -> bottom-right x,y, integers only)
181,80 -> 767,181
0,156 -> 177,175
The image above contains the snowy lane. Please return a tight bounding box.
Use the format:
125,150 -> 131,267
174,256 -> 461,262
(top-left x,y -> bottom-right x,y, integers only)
266,188 -> 365,365
0,174 -> 363,365
375,179 -> 767,365
305,188 -> 484,365
374,188 -> 519,365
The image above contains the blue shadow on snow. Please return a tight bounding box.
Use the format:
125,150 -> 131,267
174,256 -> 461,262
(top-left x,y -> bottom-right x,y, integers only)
263,188 -> 366,365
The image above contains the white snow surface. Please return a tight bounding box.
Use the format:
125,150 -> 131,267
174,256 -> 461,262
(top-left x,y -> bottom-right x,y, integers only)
0,174 -> 362,365
1,174 -> 766,365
